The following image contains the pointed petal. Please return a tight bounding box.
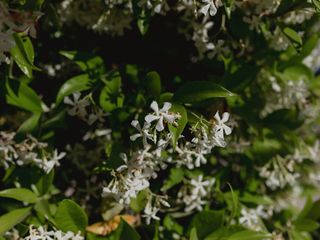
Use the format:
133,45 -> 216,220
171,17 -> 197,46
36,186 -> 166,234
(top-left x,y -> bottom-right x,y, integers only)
130,133 -> 141,141
222,112 -> 230,123
199,4 -> 210,15
161,102 -> 172,112
150,101 -> 159,114
223,125 -> 232,135
131,120 -> 141,130
145,114 -> 160,123
156,118 -> 165,131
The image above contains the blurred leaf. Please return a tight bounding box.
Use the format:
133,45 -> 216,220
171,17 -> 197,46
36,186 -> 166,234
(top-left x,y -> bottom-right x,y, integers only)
189,210 -> 224,239
190,228 -> 199,240
56,74 -> 92,105
0,207 -> 31,235
36,170 -> 55,196
283,27 -> 302,45
108,219 -> 140,240
164,215 -> 183,235
173,81 -> 234,104
59,51 -> 105,73
227,230 -> 271,240
0,188 -> 37,203
17,113 -> 41,134
145,71 -> 161,99
6,79 -> 43,113
55,199 -> 88,234
293,219 -> 320,232
205,226 -> 246,240
130,189 -> 148,212
162,168 -> 184,191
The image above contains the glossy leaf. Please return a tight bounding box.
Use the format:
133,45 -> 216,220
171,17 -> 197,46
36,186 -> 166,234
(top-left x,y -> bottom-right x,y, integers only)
0,188 -> 37,203
173,81 -> 234,104
55,199 -> 88,234
6,80 -> 43,113
56,74 -> 92,105
0,208 -> 32,235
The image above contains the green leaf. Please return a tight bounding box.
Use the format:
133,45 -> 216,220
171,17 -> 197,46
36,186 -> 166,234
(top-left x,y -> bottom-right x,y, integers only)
307,199 -> 320,220
56,74 -> 92,105
283,27 -> 302,45
108,219 -> 140,240
145,71 -> 161,98
189,210 -> 224,239
130,189 -> 148,212
55,199 -> 88,234
10,34 -> 40,78
162,168 -> 184,191
0,207 -> 31,235
227,230 -> 271,240
173,81 -> 234,104
36,170 -> 55,196
168,104 -> 187,148
0,188 -> 37,203
205,226 -> 246,240
164,215 -> 183,235
313,0 -> 320,12
99,72 -> 123,112
17,113 -> 41,134
34,199 -> 56,225
59,51 -> 105,73
293,219 -> 320,232
6,80 -> 43,113
190,228 -> 199,240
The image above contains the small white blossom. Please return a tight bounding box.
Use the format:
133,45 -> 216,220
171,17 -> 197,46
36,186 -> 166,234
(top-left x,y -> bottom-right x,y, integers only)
199,0 -> 222,16
145,101 -> 179,131
214,112 -> 232,139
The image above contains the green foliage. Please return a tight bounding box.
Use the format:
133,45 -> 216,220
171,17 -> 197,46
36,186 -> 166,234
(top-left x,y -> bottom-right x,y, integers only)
54,200 -> 88,234
0,188 -> 37,203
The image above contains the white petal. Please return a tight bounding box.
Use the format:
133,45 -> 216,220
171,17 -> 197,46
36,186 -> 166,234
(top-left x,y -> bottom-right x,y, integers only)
63,96 -> 74,105
214,111 -> 221,122
221,112 -> 230,123
223,125 -> 232,135
130,133 -> 141,141
145,114 -> 160,123
161,102 -> 172,112
209,5 -> 218,16
163,114 -> 176,124
156,118 -> 165,131
131,120 -> 141,130
150,101 -> 159,114
199,4 -> 210,16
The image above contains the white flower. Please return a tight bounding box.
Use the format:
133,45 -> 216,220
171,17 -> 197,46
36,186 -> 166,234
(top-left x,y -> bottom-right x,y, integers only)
143,200 -> 160,224
199,0 -> 222,16
145,101 -> 178,131
24,225 -> 84,240
214,112 -> 232,139
239,208 -> 260,230
190,175 -> 213,198
64,92 -> 90,120
130,120 -> 154,146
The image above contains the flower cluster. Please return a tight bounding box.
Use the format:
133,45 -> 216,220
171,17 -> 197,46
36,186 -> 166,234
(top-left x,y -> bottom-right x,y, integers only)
0,132 -> 65,173
103,101 -> 232,222
24,225 -> 83,240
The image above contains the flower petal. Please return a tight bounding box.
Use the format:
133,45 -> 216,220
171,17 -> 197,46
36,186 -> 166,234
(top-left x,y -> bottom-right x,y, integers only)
150,101 -> 159,114
145,114 -> 160,123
